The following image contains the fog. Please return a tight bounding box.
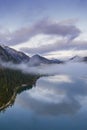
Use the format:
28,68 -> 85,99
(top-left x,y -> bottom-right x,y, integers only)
0,60 -> 62,75
0,60 -> 86,76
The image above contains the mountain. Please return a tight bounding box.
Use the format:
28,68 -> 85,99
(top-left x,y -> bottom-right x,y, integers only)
83,57 -> 87,62
69,56 -> 82,62
0,45 -> 30,63
0,45 -> 86,66
69,55 -> 87,62
0,45 -> 63,66
28,54 -> 63,66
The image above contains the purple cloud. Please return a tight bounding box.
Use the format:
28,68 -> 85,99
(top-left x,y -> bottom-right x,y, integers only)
0,18 -> 81,46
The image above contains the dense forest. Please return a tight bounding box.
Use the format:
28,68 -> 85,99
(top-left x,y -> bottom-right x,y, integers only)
0,67 -> 40,112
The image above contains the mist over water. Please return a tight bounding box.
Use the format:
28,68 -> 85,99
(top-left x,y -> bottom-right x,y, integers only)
0,61 -> 87,130
0,60 -> 86,75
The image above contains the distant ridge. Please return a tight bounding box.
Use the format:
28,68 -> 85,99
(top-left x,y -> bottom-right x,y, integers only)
0,45 -> 86,66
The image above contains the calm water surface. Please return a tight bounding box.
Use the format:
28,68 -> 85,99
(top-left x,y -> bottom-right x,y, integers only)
0,63 -> 87,130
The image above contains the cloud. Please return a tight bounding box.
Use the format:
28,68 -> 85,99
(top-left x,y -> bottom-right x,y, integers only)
31,18 -> 81,41
0,61 -> 66,75
20,40 -> 87,55
1,58 -> 87,76
0,18 -> 81,46
59,18 -> 79,25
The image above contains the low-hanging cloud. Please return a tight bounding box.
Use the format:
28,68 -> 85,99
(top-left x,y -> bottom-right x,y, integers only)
0,58 -> 87,76
0,60 -> 64,75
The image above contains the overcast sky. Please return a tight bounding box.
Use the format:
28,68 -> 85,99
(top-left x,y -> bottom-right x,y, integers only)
0,0 -> 87,58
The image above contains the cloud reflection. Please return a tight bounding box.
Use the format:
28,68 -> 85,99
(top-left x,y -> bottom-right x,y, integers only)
41,75 -> 73,83
17,74 -> 87,116
17,93 -> 81,116
15,63 -> 87,117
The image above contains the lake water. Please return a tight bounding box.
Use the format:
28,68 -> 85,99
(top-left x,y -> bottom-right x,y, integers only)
0,62 -> 87,130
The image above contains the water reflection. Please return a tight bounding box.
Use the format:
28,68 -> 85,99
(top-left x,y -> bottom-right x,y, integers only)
17,63 -> 87,117
0,63 -> 87,130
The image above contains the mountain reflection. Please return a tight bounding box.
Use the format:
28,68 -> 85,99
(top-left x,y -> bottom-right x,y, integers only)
0,68 -> 40,112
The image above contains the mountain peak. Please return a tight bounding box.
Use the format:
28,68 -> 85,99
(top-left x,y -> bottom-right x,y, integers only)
28,54 -> 63,66
0,45 -> 30,63
32,54 -> 41,58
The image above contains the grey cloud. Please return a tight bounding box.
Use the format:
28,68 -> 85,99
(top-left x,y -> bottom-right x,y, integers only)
59,18 -> 79,25
30,18 -> 81,42
20,40 -> 87,55
0,18 -> 81,46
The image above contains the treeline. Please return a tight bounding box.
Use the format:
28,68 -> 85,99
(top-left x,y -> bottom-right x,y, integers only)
0,68 -> 40,111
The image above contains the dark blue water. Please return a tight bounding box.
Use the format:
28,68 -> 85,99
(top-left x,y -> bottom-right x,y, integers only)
0,63 -> 87,130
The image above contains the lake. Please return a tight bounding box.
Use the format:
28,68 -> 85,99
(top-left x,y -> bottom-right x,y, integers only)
0,62 -> 87,130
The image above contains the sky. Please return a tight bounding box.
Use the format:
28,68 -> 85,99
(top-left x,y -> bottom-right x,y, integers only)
0,0 -> 87,58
